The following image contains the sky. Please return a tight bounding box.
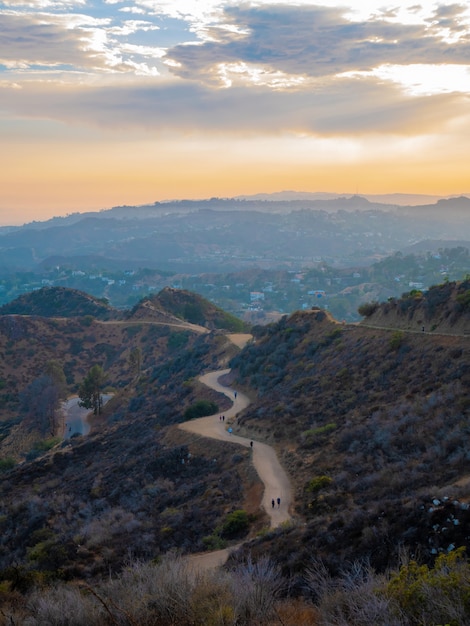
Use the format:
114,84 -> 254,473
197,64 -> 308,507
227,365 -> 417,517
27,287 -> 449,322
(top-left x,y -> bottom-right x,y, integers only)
1,0 -> 470,225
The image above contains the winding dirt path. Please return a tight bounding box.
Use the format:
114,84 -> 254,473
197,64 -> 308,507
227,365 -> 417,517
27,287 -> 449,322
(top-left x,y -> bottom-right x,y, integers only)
179,357 -> 292,570
184,370 -> 291,527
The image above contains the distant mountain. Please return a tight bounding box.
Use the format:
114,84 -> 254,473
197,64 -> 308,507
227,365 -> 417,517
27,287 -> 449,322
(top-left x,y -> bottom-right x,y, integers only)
236,190 -> 470,206
0,196 -> 469,275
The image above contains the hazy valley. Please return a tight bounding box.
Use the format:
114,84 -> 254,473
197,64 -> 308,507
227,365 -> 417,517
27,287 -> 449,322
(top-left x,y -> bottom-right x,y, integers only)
1,194 -> 469,324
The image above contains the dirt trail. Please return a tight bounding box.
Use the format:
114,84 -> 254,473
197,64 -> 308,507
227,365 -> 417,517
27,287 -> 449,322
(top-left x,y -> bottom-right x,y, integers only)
179,356 -> 292,571
96,319 -> 209,334
189,370 -> 291,527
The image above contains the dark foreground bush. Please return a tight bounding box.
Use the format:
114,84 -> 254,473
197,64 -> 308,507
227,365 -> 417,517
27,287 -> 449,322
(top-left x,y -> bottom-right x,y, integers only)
1,550 -> 470,625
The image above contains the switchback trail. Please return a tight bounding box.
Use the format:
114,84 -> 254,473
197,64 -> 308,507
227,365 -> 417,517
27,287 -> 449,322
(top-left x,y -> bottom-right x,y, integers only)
179,362 -> 292,570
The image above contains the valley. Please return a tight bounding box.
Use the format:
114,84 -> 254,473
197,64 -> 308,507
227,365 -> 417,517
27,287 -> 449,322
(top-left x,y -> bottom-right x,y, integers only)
1,196 -> 469,324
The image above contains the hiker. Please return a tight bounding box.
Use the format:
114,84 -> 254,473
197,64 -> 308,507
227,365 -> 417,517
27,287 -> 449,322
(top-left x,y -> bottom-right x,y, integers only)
250,441 -> 253,449
234,391 -> 237,399
277,497 -> 281,508
272,499 -> 275,508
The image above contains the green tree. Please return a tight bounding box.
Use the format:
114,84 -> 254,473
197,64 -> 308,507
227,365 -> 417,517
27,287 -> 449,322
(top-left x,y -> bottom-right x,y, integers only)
45,360 -> 67,397
20,361 -> 67,436
78,365 -> 107,415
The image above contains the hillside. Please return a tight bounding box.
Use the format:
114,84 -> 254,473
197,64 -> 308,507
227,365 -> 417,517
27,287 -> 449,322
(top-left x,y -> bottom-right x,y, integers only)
0,287 -> 247,456
358,278 -> 470,335
0,282 -> 469,622
0,287 -> 260,584
0,286 -> 116,320
229,283 -> 470,572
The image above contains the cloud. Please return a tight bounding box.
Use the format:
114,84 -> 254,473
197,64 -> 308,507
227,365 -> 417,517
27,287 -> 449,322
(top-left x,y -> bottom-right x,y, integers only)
0,2 -> 469,144
2,0 -> 86,8
0,12 -> 112,70
0,10 -> 168,74
165,3 -> 470,84
0,73 -> 467,138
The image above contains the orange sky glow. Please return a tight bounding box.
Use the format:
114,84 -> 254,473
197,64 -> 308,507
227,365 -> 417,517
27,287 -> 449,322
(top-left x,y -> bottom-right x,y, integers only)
1,0 -> 470,225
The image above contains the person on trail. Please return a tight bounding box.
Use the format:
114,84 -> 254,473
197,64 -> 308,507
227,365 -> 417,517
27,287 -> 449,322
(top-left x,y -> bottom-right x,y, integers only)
234,391 -> 237,399
277,497 -> 281,508
272,499 -> 275,508
250,441 -> 253,449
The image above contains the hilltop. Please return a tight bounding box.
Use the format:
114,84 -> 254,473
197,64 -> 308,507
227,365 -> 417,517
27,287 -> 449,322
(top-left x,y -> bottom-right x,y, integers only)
0,286 -> 117,320
129,287 -> 249,332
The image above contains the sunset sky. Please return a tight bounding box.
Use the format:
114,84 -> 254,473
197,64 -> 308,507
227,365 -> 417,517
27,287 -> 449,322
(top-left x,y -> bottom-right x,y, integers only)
1,0 -> 470,225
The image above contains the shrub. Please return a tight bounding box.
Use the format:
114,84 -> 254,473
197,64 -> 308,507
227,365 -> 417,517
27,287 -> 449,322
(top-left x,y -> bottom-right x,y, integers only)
357,301 -> 379,317
306,475 -> 333,493
302,423 -> 337,444
184,400 -> 218,420
168,331 -> 190,350
389,330 -> 404,350
386,548 -> 470,625
32,437 -> 61,453
202,534 -> 227,550
220,510 -> 250,539
0,458 -> 15,473
456,289 -> 470,309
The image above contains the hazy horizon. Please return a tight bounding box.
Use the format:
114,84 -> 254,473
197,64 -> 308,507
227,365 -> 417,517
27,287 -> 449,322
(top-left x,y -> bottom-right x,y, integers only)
2,190 -> 470,228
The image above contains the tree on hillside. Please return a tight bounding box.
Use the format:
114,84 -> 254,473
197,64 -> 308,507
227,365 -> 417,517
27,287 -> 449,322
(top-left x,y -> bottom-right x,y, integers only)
20,361 -> 67,435
45,360 -> 67,397
129,347 -> 142,378
78,365 -> 107,415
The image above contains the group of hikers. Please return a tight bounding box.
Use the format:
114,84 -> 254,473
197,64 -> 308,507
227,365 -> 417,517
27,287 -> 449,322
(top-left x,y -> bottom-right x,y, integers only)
216,392 -> 282,513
